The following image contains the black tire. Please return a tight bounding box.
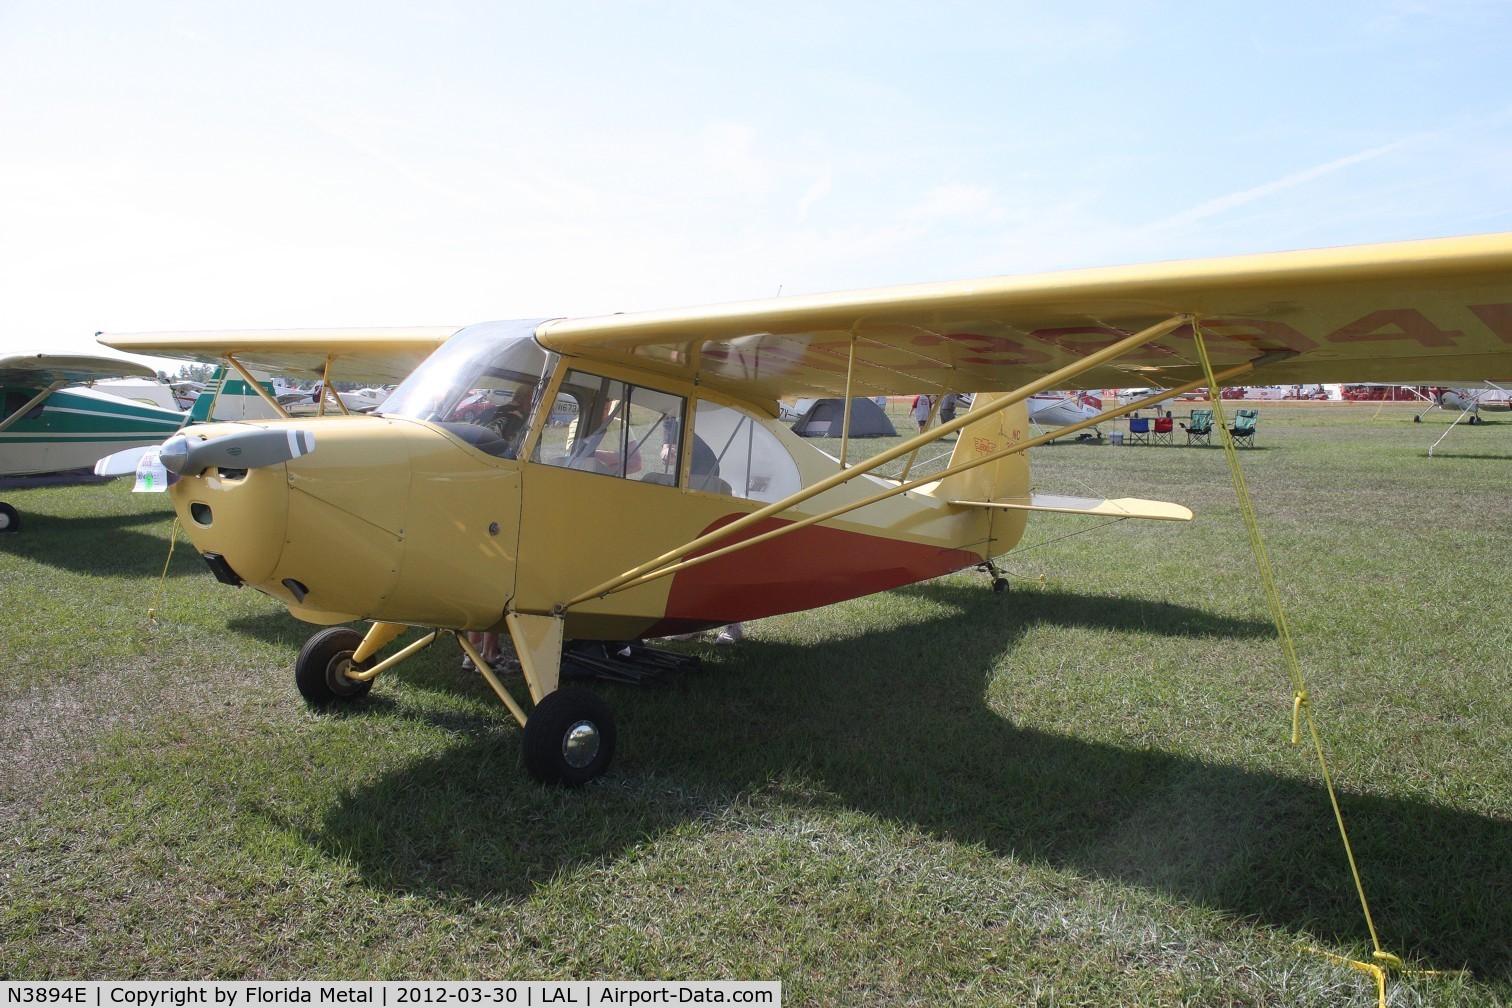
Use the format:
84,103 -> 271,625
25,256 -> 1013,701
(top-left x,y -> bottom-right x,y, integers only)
521,687 -> 616,786
295,627 -> 374,706
0,502 -> 18,534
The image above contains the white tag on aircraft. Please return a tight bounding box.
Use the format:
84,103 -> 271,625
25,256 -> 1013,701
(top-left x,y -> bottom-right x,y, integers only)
132,446 -> 168,493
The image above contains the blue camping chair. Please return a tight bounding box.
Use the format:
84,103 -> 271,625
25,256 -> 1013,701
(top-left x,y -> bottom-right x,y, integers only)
1127,416 -> 1151,445
1229,409 -> 1259,447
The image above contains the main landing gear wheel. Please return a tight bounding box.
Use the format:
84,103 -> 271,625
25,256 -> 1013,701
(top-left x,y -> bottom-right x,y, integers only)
522,687 -> 616,786
0,502 -> 19,534
295,627 -> 375,706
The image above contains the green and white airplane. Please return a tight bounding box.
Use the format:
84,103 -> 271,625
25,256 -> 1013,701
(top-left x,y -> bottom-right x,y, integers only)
0,353 -> 300,533
0,353 -> 190,532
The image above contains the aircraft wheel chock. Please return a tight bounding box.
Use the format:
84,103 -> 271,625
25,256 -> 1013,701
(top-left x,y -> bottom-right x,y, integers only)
295,626 -> 375,706
522,687 -> 616,786
0,502 -> 19,534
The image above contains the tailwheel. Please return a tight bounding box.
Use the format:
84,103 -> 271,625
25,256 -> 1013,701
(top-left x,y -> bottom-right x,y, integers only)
295,626 -> 375,706
976,559 -> 1009,593
521,687 -> 616,786
0,502 -> 19,534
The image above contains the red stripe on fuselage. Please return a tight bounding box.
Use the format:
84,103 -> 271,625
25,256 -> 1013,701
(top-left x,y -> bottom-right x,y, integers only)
645,515 -> 981,636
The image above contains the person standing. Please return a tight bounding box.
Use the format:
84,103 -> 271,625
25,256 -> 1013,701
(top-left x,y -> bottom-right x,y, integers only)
911,394 -> 932,433
938,393 -> 959,425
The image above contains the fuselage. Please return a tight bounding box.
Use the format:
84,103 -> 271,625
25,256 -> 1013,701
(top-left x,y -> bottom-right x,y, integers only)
166,321 -> 1029,641
1,385 -> 185,477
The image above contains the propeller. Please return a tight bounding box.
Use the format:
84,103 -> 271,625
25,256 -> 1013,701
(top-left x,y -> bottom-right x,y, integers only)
94,445 -> 155,478
159,427 -> 316,474
95,428 -> 316,480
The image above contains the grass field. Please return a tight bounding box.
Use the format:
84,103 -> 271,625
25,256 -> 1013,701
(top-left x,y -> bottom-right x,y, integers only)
1,401 -> 1508,1006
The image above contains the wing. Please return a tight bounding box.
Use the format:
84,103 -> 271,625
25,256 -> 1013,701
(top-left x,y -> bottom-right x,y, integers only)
0,353 -> 158,390
95,327 -> 461,384
536,232 -> 1512,401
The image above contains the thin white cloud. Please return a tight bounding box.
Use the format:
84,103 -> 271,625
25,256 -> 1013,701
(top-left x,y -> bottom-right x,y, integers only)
793,169 -> 833,228
1146,139 -> 1412,232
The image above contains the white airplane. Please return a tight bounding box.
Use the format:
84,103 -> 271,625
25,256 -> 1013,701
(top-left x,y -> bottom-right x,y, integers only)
1027,391 -> 1106,438
0,353 -> 186,532
1407,382 -> 1512,424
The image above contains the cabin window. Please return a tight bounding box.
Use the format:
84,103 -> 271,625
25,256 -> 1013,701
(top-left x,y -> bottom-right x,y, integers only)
690,400 -> 802,502
537,370 -> 686,482
3,391 -> 48,421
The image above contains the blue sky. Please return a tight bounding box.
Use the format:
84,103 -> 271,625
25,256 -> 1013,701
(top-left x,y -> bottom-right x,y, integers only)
4,0 -> 1512,369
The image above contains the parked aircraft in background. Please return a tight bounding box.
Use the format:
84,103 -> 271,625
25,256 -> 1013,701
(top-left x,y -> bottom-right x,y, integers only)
0,353 -> 186,532
1407,382 -> 1512,423
1027,390 -> 1105,434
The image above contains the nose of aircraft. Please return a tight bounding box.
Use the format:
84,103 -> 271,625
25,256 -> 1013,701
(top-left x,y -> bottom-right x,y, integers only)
169,415 -> 523,629
170,418 -> 416,624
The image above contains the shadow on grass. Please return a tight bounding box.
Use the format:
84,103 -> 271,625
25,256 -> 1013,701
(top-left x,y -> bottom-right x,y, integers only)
305,582 -> 1509,980
0,509 -> 204,577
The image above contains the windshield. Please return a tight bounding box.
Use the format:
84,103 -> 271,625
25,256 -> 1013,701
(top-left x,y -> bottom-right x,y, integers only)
382,319 -> 554,459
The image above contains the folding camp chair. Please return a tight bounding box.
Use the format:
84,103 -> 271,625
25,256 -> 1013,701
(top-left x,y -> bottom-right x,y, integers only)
1229,408 -> 1259,447
1152,415 -> 1174,446
1127,416 -> 1151,445
1182,409 -> 1213,445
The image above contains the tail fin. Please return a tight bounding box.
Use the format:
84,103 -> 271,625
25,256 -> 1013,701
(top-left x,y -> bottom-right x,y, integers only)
188,367 -> 285,423
924,393 -> 1031,556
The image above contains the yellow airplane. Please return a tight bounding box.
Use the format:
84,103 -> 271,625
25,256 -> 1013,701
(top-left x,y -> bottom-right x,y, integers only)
97,233 -> 1512,785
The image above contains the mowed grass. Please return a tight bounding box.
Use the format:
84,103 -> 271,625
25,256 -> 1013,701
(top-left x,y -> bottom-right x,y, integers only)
1,401 -> 1508,1006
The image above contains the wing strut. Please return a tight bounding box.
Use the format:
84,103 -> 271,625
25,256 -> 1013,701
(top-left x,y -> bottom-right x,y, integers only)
559,315 -> 1196,610
838,333 -> 858,467
581,359 -> 1258,599
315,356 -> 353,416
224,355 -> 293,420
0,380 -> 67,434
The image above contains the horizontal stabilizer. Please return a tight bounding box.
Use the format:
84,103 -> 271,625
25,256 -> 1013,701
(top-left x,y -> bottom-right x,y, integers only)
949,493 -> 1193,522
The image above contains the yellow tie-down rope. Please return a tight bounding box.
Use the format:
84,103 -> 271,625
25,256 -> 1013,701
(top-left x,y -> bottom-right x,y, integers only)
1189,325 -> 1447,1008
148,516 -> 182,625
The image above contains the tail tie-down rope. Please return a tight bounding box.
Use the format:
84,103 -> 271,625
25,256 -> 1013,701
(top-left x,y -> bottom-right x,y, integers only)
1189,324 -> 1448,1008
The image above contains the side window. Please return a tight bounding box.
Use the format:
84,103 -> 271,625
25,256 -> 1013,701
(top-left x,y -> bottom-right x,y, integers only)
4,390 -> 48,421
691,400 -> 802,503
537,370 -> 685,482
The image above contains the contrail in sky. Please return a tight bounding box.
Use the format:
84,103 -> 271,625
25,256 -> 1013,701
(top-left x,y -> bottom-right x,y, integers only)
1148,139 -> 1411,231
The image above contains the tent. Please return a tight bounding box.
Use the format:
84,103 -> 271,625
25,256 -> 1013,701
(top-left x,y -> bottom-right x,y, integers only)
790,397 -> 897,438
